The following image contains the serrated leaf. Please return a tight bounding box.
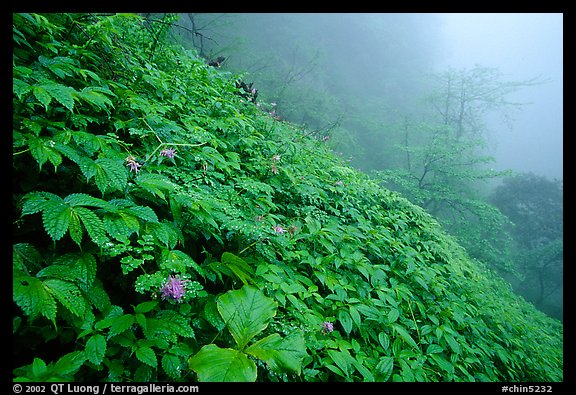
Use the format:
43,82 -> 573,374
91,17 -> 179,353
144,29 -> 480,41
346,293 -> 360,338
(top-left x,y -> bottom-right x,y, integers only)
21,191 -> 57,216
85,334 -> 107,365
217,285 -> 277,350
188,344 -> 257,382
43,278 -> 87,318
162,354 -> 182,379
32,86 -> 52,109
160,249 -> 204,277
124,205 -> 158,223
13,275 -> 56,323
68,208 -> 83,246
135,173 -> 176,200
13,243 -> 43,273
77,86 -> 115,112
75,206 -> 108,246
42,201 -> 71,241
136,346 -> 157,368
86,280 -> 111,312
108,314 -> 135,338
41,82 -> 76,111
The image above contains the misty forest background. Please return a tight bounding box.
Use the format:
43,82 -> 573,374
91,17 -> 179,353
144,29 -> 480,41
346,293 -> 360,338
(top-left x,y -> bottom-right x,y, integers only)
173,13 -> 563,320
12,13 -> 563,382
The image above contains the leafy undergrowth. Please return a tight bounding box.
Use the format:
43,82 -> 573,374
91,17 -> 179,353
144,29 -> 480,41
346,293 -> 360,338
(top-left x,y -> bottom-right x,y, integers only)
12,13 -> 562,382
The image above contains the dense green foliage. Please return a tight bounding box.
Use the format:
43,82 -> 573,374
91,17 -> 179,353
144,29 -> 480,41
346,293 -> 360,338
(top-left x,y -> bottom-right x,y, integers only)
13,13 -> 562,382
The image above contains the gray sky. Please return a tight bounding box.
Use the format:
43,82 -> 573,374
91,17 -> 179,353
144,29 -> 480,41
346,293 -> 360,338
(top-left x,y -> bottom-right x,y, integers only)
435,13 -> 563,180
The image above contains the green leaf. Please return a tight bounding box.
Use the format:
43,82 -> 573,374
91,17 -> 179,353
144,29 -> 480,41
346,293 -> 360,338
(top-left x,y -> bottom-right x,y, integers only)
75,206 -> 108,246
32,85 -> 52,109
108,314 -> 135,338
245,331 -> 307,375
375,356 -> 394,381
160,249 -> 204,277
13,275 -> 56,323
378,331 -> 390,351
188,344 -> 257,382
41,82 -> 76,111
392,323 -> 419,350
32,358 -> 48,378
43,278 -> 87,318
53,351 -> 86,376
387,308 -> 400,323
85,334 -> 107,365
444,333 -> 462,354
162,354 -> 183,379
327,349 -> 352,377
338,309 -> 353,335
426,344 -> 444,354
221,252 -> 255,286
136,346 -> 157,368
134,301 -> 158,314
217,285 -> 277,350
41,200 -> 71,241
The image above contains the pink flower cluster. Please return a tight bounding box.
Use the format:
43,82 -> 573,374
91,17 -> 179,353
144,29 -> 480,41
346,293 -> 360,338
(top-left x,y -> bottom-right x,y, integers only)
125,155 -> 141,173
160,147 -> 176,159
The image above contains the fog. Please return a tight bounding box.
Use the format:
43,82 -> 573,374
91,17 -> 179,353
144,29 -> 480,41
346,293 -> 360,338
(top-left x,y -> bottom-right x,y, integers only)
436,13 -> 563,180
173,12 -> 563,319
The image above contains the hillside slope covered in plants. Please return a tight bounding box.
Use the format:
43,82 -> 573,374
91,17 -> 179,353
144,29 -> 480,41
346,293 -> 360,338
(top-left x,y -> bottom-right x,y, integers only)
12,13 -> 562,382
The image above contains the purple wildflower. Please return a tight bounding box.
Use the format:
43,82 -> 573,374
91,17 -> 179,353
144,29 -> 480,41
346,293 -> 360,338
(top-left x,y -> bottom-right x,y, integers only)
160,275 -> 189,303
125,155 -> 141,173
160,147 -> 176,159
321,321 -> 334,334
273,225 -> 286,234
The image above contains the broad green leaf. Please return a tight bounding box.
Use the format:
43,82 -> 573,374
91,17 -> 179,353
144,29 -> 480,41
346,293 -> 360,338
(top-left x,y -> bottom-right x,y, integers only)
53,351 -> 86,376
378,331 -> 390,351
387,308 -> 400,323
338,309 -> 353,335
392,323 -> 419,350
162,354 -> 182,379
43,278 -> 86,318
426,344 -> 444,354
108,314 -> 135,338
134,301 -> 158,314
41,201 -> 71,241
136,346 -> 157,368
13,275 -> 56,323
327,349 -> 353,377
160,249 -> 204,277
349,304 -> 362,329
188,344 -> 257,382
375,356 -> 394,381
217,285 -> 277,350
85,334 -> 107,365
245,331 -> 306,374
221,252 -> 255,286
32,358 -> 48,378
444,333 -> 462,354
